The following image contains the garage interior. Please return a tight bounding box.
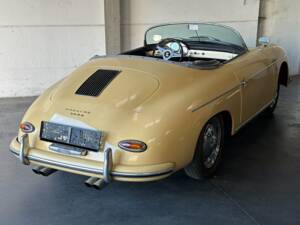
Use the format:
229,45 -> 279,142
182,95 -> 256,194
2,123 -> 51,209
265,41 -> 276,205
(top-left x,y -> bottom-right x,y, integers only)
0,0 -> 299,225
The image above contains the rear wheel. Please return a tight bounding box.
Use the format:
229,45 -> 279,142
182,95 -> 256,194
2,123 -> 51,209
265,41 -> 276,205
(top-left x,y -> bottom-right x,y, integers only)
185,115 -> 224,180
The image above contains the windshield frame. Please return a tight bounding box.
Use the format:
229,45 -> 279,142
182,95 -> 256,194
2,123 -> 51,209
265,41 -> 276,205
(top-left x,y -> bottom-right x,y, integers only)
144,22 -> 248,51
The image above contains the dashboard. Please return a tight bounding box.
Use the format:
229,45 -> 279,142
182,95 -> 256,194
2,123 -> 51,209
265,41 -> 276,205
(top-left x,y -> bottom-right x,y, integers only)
152,40 -> 238,61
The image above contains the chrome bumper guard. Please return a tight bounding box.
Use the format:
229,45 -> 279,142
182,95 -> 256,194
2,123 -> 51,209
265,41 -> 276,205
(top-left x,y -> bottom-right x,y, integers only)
10,135 -> 173,181
16,134 -> 113,183
19,134 -> 30,165
103,147 -> 112,182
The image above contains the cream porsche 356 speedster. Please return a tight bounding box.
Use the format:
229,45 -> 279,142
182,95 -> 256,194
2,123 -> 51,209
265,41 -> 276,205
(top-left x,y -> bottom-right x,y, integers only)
9,23 -> 290,189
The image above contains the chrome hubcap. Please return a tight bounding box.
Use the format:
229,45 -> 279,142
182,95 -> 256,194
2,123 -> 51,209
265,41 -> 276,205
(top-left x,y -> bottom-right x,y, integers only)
203,120 -> 221,169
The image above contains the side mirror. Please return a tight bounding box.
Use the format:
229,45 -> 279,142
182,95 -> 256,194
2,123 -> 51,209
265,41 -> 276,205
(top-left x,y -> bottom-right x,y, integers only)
258,36 -> 270,46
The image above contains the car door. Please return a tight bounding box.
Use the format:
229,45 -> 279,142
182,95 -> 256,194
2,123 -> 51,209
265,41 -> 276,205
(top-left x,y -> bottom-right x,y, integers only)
230,47 -> 276,125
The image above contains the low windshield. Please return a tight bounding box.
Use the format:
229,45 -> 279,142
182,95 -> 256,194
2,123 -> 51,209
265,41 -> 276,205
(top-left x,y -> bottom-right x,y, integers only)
145,23 -> 246,49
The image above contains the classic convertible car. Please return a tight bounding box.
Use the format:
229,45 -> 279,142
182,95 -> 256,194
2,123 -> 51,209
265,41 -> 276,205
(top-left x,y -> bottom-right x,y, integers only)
9,23 -> 289,189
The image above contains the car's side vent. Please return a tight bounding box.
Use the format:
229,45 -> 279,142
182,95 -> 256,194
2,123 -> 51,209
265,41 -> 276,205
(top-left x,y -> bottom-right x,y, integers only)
75,69 -> 120,97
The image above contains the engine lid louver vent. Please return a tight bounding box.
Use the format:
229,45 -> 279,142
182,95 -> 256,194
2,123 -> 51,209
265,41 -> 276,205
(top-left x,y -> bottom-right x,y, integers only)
75,69 -> 120,97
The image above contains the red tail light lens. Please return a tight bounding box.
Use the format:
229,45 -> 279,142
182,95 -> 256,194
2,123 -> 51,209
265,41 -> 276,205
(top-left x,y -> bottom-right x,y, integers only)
19,122 -> 35,133
118,140 -> 147,152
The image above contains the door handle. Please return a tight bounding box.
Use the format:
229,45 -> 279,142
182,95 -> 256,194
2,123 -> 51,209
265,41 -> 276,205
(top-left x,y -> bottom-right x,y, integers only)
241,80 -> 248,87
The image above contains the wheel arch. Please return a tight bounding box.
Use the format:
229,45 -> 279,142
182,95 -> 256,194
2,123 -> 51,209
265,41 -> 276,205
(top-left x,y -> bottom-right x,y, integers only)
184,110 -> 233,178
279,61 -> 289,87
196,110 -> 233,142
218,111 -> 233,139
209,111 -> 233,141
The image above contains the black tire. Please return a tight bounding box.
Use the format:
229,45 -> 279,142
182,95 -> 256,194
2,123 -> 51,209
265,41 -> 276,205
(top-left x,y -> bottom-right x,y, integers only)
185,115 -> 224,180
264,82 -> 280,115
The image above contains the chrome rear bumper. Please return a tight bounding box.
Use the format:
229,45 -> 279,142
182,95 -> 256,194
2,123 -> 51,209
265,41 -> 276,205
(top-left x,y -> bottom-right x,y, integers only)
9,135 -> 173,181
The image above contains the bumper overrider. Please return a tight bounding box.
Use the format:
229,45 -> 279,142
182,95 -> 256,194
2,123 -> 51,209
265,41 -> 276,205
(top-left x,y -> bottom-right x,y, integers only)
9,134 -> 174,185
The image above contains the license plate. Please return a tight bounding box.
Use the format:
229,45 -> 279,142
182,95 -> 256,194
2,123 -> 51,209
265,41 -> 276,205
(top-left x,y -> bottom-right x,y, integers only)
40,121 -> 102,151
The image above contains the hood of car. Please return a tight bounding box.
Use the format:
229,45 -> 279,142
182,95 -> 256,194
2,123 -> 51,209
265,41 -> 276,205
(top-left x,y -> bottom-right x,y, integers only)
49,64 -> 160,113
45,56 -> 224,118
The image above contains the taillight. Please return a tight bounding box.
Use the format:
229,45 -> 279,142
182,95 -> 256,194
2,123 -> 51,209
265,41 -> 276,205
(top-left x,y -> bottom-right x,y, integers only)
118,140 -> 147,152
19,122 -> 35,133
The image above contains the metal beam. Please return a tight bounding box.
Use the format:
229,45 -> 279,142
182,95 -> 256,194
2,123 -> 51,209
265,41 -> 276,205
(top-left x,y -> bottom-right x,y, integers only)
257,0 -> 267,45
104,0 -> 121,55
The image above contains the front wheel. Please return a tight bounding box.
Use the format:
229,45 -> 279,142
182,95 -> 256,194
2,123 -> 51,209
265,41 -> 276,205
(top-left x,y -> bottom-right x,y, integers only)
185,115 -> 224,180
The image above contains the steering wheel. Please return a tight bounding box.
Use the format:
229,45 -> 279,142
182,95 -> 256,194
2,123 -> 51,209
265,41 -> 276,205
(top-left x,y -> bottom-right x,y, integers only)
156,38 -> 188,61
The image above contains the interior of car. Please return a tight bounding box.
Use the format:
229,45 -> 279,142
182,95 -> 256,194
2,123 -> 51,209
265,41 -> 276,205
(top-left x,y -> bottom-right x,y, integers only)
122,23 -> 248,68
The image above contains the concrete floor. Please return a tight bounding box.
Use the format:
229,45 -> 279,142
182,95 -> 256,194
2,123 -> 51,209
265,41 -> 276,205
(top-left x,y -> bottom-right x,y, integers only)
0,79 -> 300,225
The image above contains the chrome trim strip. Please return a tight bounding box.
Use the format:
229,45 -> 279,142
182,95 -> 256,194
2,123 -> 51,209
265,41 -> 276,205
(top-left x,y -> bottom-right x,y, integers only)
245,56 -> 286,82
191,56 -> 286,113
191,84 -> 241,112
247,61 -> 276,81
115,54 -> 222,70
109,168 -> 172,177
9,148 -> 173,178
234,98 -> 274,132
49,143 -> 88,156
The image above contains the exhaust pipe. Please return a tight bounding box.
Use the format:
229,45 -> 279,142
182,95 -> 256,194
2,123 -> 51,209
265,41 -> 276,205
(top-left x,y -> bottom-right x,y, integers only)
32,166 -> 44,175
85,177 -> 99,187
39,167 -> 57,176
32,166 -> 57,176
84,148 -> 112,190
85,177 -> 108,190
92,178 -> 107,190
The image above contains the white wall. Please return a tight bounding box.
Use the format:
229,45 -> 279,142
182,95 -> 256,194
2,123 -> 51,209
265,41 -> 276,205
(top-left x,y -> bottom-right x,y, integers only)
0,0 -> 106,97
120,0 -> 260,51
3,0 -> 298,98
259,0 -> 300,75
